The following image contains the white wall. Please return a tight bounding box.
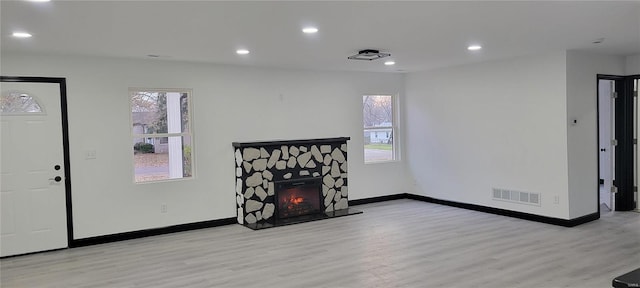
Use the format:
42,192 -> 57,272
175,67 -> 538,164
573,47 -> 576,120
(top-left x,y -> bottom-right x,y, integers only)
1,52 -> 411,239
565,51 -> 626,218
626,54 -> 640,75
405,52 -> 571,219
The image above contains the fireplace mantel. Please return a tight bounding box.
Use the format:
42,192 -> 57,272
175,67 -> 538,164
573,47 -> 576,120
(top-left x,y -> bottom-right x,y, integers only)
232,137 -> 351,148
233,137 -> 360,229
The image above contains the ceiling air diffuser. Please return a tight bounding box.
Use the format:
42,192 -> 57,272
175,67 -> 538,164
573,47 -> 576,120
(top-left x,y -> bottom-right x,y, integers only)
347,49 -> 391,61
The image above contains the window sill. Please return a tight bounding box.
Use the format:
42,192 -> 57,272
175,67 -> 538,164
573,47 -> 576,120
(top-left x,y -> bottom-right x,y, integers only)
364,159 -> 401,165
134,176 -> 194,185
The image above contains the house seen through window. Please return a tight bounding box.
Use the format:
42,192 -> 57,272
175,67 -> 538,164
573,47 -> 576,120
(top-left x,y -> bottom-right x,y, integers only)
131,89 -> 193,183
363,95 -> 397,163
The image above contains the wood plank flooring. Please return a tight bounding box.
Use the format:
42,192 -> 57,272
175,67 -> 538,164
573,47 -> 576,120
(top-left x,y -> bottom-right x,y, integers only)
1,199 -> 639,288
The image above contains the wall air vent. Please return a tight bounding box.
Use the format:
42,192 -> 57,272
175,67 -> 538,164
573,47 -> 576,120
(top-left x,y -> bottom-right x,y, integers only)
492,188 -> 541,206
347,49 -> 391,61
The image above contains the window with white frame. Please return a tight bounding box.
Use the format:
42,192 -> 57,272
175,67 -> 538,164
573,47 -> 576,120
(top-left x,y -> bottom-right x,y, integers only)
131,89 -> 193,183
363,95 -> 397,163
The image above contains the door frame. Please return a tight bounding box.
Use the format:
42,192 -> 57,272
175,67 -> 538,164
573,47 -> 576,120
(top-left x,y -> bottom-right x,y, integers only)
1,76 -> 74,250
597,74 -> 637,211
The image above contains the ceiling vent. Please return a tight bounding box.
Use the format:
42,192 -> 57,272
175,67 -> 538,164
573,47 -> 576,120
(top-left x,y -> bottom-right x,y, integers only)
347,49 -> 391,61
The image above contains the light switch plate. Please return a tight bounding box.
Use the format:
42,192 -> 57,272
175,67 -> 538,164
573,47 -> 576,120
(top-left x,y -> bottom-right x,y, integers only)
85,150 -> 97,159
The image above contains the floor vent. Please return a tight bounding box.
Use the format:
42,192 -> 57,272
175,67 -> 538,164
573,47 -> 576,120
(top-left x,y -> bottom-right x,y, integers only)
492,188 -> 541,206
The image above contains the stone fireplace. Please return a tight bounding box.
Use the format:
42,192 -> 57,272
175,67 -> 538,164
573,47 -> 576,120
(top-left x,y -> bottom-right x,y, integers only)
232,137 -> 361,229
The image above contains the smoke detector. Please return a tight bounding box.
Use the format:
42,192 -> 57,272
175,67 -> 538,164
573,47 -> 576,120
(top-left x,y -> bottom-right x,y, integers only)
348,49 -> 391,61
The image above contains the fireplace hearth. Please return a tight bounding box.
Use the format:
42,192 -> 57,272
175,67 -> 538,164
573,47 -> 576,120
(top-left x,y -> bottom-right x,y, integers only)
232,137 -> 362,230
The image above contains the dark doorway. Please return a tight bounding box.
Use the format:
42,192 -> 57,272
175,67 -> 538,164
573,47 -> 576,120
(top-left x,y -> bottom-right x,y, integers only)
597,74 -> 638,211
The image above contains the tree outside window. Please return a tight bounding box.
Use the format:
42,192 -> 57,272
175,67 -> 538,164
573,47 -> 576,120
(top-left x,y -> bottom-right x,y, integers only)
131,89 -> 193,182
363,95 -> 396,163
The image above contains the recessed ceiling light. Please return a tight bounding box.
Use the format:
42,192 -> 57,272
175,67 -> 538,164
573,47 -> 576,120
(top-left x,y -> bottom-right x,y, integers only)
12,32 -> 32,38
384,61 -> 396,66
302,27 -> 318,34
236,49 -> 250,55
27,0 -> 51,2
467,45 -> 482,51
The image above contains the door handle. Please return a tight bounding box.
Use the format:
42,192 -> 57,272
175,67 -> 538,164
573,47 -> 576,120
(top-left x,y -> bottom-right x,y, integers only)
49,176 -> 62,182
600,148 -> 606,152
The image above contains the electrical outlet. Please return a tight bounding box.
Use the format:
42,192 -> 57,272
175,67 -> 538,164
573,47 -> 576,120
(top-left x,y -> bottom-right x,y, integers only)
161,204 -> 167,213
554,196 -> 559,204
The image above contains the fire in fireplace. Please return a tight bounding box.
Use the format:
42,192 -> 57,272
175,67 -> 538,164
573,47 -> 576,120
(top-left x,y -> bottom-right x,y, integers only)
275,178 -> 323,219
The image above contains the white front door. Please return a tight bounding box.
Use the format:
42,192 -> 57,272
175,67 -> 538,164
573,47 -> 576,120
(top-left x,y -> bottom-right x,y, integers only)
1,80 -> 68,257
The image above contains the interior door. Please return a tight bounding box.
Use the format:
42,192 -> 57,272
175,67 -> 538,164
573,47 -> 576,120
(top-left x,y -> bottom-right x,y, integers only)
598,75 -> 637,212
1,79 -> 69,257
598,79 -> 615,211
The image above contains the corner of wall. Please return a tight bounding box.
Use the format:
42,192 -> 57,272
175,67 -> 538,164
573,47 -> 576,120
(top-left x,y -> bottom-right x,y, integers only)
626,54 -> 640,75
565,50 -> 626,219
405,51 -> 572,219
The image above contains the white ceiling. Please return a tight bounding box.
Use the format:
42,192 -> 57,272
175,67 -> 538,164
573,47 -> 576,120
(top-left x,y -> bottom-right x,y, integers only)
2,1 -> 639,73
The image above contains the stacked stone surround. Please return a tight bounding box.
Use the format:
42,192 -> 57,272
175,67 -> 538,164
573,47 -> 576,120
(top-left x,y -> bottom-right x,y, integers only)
233,138 -> 350,226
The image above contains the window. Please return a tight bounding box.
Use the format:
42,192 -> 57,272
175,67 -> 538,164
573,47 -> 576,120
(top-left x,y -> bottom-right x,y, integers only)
131,89 -> 193,183
1,91 -> 44,114
363,95 -> 397,163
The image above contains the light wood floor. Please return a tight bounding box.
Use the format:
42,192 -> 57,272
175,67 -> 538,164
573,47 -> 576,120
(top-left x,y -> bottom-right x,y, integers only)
1,199 -> 639,288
